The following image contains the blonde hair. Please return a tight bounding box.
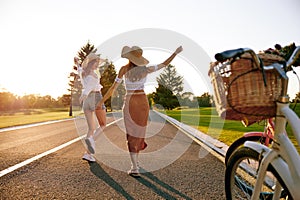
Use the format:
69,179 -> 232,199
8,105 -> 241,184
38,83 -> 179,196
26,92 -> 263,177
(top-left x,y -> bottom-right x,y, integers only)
82,59 -> 98,77
125,62 -> 147,82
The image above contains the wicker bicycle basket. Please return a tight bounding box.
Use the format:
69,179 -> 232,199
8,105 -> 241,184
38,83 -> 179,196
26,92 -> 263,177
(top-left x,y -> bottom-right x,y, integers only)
208,53 -> 285,126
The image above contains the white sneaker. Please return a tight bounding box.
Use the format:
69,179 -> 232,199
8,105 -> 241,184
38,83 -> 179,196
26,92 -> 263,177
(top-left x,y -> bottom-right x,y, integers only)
82,153 -> 96,162
85,137 -> 95,154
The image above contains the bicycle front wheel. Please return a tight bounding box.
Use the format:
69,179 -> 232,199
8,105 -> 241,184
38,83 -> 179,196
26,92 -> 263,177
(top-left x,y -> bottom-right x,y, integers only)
225,147 -> 291,200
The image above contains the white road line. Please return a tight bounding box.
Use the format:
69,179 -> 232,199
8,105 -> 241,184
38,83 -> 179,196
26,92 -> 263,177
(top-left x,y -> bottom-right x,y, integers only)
0,118 -> 122,178
0,119 -> 74,133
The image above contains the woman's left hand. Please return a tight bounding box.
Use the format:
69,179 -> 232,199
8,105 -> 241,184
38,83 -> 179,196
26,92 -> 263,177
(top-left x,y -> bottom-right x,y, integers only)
97,100 -> 104,108
79,94 -> 87,104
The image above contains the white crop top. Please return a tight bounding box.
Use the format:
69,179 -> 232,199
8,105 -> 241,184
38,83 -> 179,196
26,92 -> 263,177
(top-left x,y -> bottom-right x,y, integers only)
116,65 -> 159,91
124,76 -> 147,90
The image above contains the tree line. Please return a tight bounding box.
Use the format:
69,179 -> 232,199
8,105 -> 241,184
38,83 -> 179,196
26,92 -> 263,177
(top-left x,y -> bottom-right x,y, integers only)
0,92 -> 70,111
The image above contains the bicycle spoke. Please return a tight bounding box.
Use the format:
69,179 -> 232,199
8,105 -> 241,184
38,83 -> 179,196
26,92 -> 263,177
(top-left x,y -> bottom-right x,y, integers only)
225,147 -> 289,200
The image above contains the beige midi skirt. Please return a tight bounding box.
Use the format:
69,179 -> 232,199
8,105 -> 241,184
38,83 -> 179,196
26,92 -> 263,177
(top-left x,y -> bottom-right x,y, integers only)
123,91 -> 149,153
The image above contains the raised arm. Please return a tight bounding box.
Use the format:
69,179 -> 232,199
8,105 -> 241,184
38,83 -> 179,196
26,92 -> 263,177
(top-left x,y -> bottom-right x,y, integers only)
156,46 -> 183,70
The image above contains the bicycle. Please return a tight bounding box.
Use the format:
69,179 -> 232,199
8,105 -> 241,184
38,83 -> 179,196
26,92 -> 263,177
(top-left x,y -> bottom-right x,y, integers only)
209,46 -> 300,199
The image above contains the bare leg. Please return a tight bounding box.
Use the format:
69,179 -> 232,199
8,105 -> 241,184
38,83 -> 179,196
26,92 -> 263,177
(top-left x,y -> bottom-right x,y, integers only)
84,109 -> 96,154
84,109 -> 96,137
94,107 -> 106,139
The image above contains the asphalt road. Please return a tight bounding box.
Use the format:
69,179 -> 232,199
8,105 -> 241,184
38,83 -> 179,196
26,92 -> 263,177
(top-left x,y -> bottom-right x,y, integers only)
0,111 -> 225,200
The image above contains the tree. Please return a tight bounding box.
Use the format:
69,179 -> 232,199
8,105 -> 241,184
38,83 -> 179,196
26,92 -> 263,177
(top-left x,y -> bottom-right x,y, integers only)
293,92 -> 300,103
0,92 -> 17,111
21,94 -> 37,109
196,92 -> 212,107
152,84 -> 179,110
151,64 -> 183,110
34,95 -> 56,108
57,94 -> 71,107
180,92 -> 198,108
156,64 -> 184,96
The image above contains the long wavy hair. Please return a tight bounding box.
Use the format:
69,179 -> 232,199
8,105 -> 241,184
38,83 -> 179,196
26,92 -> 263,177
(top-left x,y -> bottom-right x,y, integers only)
125,61 -> 147,82
82,59 -> 98,78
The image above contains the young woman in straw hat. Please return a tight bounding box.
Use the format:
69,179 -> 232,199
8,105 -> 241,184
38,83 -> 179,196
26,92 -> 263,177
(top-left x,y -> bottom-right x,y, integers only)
74,53 -> 106,162
98,45 -> 183,176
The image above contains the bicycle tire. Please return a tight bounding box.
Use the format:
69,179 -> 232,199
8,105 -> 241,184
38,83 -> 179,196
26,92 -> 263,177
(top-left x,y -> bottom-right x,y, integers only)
225,147 -> 292,200
225,135 -> 268,165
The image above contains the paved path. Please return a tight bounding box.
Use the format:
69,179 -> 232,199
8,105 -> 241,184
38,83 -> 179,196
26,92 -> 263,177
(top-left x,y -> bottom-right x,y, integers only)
0,111 -> 225,199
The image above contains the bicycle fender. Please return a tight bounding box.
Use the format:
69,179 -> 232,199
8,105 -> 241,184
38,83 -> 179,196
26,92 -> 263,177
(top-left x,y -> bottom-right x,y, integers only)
225,134 -> 264,165
243,132 -> 265,137
244,141 -> 270,155
244,141 -> 300,199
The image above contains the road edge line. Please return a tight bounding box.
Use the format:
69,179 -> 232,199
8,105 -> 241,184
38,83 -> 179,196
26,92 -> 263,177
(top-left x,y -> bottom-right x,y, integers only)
154,110 -> 228,162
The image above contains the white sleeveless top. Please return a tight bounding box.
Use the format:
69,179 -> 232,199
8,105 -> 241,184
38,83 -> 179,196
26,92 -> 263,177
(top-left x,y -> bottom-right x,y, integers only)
120,65 -> 159,91
78,66 -> 103,96
124,76 -> 147,90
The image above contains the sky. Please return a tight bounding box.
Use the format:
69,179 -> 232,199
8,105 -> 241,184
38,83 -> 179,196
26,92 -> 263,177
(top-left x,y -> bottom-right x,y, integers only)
0,0 -> 299,99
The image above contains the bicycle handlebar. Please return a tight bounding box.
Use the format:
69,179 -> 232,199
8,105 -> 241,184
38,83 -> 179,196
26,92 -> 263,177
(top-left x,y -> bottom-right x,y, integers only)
215,46 -> 300,71
214,48 -> 246,62
215,48 -> 261,68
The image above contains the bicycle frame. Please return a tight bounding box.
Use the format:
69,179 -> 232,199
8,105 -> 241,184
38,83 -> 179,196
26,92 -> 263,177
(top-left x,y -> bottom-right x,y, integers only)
245,101 -> 300,199
224,118 -> 274,165
244,118 -> 274,145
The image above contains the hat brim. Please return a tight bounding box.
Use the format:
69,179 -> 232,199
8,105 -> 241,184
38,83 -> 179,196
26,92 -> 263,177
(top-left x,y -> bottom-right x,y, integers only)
124,54 -> 149,66
121,46 -> 149,66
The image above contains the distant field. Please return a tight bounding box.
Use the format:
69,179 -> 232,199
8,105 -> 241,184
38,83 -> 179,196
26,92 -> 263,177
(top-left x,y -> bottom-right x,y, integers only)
0,108 -> 73,129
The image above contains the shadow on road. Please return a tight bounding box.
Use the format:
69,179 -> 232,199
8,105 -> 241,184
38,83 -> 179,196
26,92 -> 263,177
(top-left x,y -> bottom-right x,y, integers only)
138,168 -> 192,200
88,162 -> 192,200
89,162 -> 134,200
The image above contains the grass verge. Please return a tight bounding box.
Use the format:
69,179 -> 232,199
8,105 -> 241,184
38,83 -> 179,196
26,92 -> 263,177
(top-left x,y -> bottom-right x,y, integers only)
0,108 -> 72,129
163,106 -> 299,152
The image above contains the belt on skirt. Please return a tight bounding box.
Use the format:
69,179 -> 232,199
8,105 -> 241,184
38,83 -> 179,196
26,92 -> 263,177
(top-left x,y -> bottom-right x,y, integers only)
126,90 -> 145,95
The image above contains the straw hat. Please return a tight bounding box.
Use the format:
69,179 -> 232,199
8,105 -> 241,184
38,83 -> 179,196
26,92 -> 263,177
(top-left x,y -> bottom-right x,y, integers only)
121,46 -> 149,66
81,53 -> 104,69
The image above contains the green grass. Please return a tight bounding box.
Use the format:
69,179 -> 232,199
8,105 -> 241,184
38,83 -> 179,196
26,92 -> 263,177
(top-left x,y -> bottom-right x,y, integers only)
163,106 -> 300,151
0,108 -> 72,129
